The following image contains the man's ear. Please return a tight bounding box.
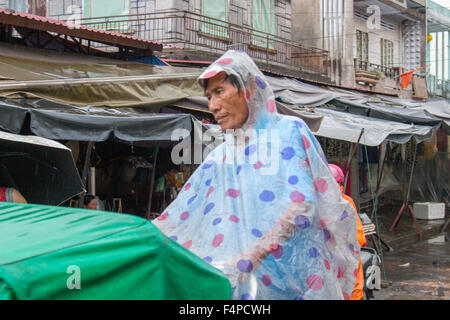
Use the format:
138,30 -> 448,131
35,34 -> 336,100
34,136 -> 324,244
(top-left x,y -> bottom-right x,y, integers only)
238,87 -> 246,98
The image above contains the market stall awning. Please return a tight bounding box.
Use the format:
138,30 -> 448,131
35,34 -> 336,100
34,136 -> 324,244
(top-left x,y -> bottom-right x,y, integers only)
374,96 -> 450,135
0,43 -> 203,108
329,97 -> 443,128
0,98 -> 192,142
265,75 -> 445,140
314,107 -> 435,146
266,75 -> 355,107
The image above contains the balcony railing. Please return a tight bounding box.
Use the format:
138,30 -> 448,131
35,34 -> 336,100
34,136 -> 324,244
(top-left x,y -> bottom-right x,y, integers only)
71,10 -> 331,82
354,59 -> 400,80
427,75 -> 450,99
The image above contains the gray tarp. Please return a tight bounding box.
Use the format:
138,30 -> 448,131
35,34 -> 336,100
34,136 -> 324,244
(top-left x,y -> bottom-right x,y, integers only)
266,76 -> 354,107
330,97 -> 443,128
314,107 -> 435,146
265,75 -> 444,142
0,98 -> 192,142
375,96 -> 450,135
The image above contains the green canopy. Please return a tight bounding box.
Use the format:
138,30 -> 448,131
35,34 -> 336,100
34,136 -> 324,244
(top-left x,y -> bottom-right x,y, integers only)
0,202 -> 231,300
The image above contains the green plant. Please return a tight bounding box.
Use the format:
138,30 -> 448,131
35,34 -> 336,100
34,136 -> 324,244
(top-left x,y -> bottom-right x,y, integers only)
374,70 -> 385,79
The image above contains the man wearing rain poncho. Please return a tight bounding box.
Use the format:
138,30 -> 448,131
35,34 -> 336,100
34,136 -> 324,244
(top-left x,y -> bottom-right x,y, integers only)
153,50 -> 360,300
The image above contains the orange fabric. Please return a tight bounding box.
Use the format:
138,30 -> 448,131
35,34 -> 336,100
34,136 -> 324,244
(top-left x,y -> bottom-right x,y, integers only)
351,260 -> 365,300
400,65 -> 429,89
341,187 -> 366,300
401,71 -> 414,89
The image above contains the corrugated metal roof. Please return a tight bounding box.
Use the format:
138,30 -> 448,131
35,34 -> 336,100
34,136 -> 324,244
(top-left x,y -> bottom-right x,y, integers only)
0,8 -> 164,52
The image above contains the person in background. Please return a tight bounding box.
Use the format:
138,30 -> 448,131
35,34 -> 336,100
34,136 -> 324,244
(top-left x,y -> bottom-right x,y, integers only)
83,194 -> 98,210
328,163 -> 366,300
0,186 -> 27,204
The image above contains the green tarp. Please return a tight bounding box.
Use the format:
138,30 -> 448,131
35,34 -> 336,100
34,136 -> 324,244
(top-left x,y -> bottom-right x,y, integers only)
0,202 -> 231,300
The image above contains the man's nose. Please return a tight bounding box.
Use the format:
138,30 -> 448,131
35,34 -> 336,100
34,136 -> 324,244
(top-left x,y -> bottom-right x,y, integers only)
208,96 -> 221,113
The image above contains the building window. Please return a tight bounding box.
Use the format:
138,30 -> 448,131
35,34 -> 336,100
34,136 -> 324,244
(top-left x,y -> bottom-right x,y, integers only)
251,0 -> 276,49
83,0 -> 130,32
201,0 -> 229,38
356,30 -> 369,63
8,0 -> 28,12
381,38 -> 394,67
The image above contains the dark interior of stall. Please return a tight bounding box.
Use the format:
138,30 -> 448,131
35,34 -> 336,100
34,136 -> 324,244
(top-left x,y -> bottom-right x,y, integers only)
63,137 -> 197,220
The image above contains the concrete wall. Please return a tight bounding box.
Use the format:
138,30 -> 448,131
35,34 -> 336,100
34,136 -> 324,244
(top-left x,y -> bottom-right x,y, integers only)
291,0 -> 321,49
342,0 -> 356,88
291,0 -> 356,87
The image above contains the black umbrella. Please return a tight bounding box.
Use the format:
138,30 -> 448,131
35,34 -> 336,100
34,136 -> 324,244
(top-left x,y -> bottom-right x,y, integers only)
0,131 -> 85,206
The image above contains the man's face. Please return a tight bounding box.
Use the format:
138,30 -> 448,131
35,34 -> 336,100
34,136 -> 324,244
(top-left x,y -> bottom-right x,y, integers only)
205,72 -> 249,131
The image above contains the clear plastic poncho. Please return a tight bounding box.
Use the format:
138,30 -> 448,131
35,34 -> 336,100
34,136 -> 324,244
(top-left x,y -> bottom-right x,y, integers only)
153,50 -> 360,300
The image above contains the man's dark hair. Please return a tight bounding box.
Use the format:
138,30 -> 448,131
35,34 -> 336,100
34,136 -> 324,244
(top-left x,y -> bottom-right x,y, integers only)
83,194 -> 96,206
203,73 -> 242,94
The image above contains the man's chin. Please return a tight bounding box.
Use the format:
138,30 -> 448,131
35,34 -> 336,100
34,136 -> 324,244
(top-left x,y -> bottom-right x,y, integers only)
220,122 -> 246,132
219,121 -> 231,131
220,124 -> 238,132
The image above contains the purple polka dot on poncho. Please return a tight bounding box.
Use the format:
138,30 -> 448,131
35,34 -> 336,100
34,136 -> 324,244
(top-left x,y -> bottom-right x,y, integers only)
255,76 -> 267,89
204,202 -> 215,214
295,215 -> 310,229
237,259 -> 253,272
259,190 -> 275,202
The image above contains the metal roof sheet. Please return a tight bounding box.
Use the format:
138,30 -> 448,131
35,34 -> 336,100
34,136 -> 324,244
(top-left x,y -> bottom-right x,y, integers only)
0,8 -> 164,52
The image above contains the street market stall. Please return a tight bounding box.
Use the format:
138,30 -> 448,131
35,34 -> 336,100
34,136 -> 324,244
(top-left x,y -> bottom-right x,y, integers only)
0,44 -> 207,217
264,75 -> 449,244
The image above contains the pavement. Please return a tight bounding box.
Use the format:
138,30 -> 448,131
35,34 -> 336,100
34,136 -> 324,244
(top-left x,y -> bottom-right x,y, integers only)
363,203 -> 449,300
375,203 -> 447,251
